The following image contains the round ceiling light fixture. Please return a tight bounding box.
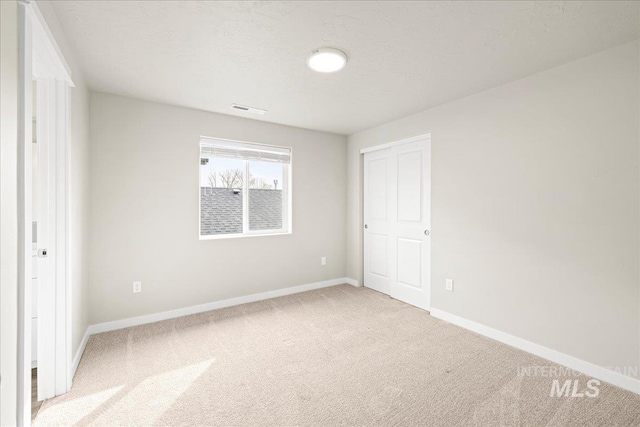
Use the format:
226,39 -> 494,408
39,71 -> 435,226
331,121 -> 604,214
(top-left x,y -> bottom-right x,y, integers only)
307,48 -> 348,73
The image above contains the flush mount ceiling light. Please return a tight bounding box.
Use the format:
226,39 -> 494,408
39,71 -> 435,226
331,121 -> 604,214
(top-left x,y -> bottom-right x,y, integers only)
307,48 -> 348,73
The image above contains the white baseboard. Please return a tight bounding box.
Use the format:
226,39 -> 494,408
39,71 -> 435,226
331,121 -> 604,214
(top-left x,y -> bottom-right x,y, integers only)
344,277 -> 360,287
430,308 -> 640,395
88,278 -> 354,336
71,327 -> 90,382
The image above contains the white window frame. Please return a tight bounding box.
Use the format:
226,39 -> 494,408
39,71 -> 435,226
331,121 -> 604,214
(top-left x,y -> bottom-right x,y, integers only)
199,136 -> 292,240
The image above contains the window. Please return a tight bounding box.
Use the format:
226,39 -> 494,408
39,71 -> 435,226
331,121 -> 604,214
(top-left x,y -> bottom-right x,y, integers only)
199,137 -> 291,239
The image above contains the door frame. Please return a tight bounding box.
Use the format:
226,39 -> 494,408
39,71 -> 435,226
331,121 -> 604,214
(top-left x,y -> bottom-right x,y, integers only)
17,1 -> 73,425
360,133 -> 432,309
360,133 -> 431,155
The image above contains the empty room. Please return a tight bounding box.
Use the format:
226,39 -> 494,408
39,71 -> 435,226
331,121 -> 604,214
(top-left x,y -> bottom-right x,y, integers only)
1,1 -> 639,426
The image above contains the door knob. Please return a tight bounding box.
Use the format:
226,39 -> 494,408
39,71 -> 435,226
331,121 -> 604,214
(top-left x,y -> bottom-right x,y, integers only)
365,224 -> 368,229
424,230 -> 430,236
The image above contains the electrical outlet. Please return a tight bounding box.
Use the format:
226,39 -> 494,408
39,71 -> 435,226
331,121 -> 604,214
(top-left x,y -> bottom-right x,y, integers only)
133,281 -> 142,293
446,279 -> 454,292
321,257 -> 327,266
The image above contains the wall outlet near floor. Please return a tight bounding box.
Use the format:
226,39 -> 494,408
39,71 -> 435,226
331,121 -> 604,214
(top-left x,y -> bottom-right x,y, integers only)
133,281 -> 142,293
321,257 -> 327,266
446,279 -> 454,292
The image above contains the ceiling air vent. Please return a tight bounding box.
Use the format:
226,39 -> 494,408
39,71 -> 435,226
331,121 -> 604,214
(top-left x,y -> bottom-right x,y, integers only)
230,104 -> 267,115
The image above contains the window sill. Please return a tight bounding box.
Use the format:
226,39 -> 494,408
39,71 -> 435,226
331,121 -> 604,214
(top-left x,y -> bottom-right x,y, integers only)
199,231 -> 292,241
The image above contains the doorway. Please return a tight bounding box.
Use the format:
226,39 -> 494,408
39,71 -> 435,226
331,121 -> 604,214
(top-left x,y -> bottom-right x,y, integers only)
363,134 -> 431,310
18,2 -> 74,425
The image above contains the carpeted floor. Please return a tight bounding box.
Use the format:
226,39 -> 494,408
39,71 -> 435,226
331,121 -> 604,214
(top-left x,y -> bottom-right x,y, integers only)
34,285 -> 640,426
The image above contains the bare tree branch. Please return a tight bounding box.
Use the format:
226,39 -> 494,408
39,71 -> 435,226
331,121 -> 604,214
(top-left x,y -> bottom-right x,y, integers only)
208,168 -> 275,190
208,172 -> 217,188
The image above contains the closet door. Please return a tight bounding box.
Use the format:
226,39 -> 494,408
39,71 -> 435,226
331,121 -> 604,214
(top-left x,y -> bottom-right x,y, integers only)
363,136 -> 431,310
364,148 -> 392,295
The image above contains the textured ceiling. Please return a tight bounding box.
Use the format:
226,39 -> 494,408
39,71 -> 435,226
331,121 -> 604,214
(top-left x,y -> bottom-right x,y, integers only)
51,1 -> 639,135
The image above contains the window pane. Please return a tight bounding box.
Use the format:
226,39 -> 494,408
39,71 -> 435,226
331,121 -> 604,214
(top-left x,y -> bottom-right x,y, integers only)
200,157 -> 244,235
248,161 -> 284,231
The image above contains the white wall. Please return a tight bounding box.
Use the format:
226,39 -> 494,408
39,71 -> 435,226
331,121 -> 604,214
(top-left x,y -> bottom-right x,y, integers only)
1,1 -> 19,424
36,0 -> 91,365
89,93 -> 347,324
348,41 -> 639,378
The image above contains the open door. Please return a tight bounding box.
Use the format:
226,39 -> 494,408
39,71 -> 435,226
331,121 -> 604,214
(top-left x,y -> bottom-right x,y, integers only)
33,77 -> 58,402
18,2 -> 74,424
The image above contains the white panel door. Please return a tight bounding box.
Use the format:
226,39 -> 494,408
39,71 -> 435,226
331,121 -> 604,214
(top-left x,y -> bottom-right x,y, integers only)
36,79 -> 55,400
364,136 -> 431,310
363,148 -> 391,295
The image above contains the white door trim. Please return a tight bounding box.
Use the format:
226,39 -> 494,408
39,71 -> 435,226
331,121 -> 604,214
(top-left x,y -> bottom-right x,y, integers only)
17,1 -> 73,425
359,132 -> 432,154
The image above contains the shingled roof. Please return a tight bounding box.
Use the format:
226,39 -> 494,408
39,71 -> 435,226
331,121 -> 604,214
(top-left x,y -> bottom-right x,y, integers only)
200,187 -> 282,236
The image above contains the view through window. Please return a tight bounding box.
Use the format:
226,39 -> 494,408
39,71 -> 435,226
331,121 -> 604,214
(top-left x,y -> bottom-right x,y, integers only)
199,138 -> 291,238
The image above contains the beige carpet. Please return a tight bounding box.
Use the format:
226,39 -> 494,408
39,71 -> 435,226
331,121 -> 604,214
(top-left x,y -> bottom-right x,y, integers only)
35,285 -> 640,426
